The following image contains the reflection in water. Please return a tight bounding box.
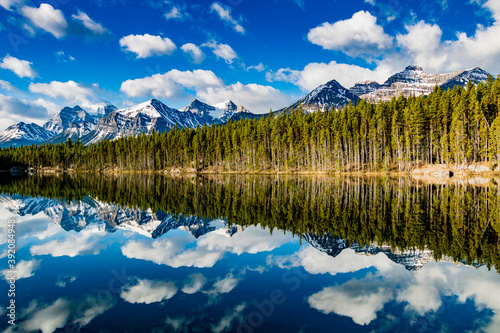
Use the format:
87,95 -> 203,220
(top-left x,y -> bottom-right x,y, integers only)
0,174 -> 500,332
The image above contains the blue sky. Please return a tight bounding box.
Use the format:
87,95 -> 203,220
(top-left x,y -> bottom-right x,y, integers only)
1,0 -> 500,128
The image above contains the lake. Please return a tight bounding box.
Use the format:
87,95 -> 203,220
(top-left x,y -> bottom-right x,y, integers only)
1,173 -> 500,332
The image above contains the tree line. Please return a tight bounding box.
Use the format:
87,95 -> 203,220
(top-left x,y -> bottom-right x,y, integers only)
1,174 -> 499,271
1,75 -> 500,172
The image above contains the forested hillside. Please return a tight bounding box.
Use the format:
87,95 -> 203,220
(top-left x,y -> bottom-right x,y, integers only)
2,75 -> 500,172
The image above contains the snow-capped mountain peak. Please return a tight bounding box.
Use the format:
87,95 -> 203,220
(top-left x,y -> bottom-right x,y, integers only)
0,122 -> 56,148
276,79 -> 359,115
43,105 -> 98,133
181,99 -> 226,120
357,65 -> 493,102
215,100 -> 238,112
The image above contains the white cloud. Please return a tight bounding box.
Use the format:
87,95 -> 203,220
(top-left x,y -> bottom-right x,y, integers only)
181,43 -> 205,63
29,80 -> 99,105
181,273 -> 207,294
203,40 -> 238,64
307,11 -> 393,57
72,10 -> 109,34
274,243 -> 500,330
55,51 -> 75,62
266,61 -> 393,91
55,275 -> 77,288
20,298 -> 71,333
165,6 -> 182,20
212,303 -> 246,333
199,82 -> 294,113
0,94 -> 54,125
1,259 -> 40,280
0,55 -> 37,79
119,34 -> 177,59
210,2 -> 245,34
15,295 -> 115,333
208,273 -> 241,296
121,225 -> 293,268
396,21 -> 447,73
120,69 -> 223,99
120,68 -> 294,113
308,277 -> 393,326
247,63 -> 265,72
121,278 -> 178,304
20,3 -> 68,39
29,228 -> 108,257
0,0 -> 23,11
0,79 -> 16,91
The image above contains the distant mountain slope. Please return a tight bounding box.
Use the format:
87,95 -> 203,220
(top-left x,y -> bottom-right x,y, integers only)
0,122 -> 56,148
43,106 -> 98,133
275,79 -> 359,115
355,65 -> 492,103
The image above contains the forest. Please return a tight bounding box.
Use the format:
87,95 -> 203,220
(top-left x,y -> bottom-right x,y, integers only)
1,173 -> 499,272
1,75 -> 500,172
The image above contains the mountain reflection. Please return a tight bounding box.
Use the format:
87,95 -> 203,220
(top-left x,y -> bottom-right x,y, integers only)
1,173 -> 499,272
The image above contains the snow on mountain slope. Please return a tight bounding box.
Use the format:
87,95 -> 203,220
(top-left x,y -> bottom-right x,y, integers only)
276,79 -> 359,115
0,122 -> 56,148
82,99 -> 200,145
181,99 -> 226,124
357,65 -> 492,102
43,106 -> 99,134
303,233 -> 447,271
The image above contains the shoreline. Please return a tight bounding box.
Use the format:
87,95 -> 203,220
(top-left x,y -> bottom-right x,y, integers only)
4,164 -> 500,177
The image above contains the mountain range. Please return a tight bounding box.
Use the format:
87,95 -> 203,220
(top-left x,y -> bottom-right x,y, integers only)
0,193 -> 241,239
0,65 -> 493,148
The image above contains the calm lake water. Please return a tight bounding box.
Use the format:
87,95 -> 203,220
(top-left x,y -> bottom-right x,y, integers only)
1,174 -> 500,333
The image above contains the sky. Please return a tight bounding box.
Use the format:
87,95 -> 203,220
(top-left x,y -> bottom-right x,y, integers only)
1,0 -> 500,129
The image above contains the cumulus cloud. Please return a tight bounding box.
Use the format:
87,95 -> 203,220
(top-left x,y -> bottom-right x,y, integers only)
181,273 -> 207,294
0,94 -> 55,126
203,40 -> 238,64
307,11 -> 393,57
199,82 -> 294,113
20,3 -> 68,39
119,34 -> 177,59
287,1 -> 500,93
13,295 -> 115,333
29,227 -> 109,257
0,0 -> 23,11
120,69 -> 223,99
0,55 -> 37,79
210,2 -> 245,34
29,80 -> 100,105
309,277 -> 393,325
121,225 -> 293,268
121,278 -> 178,304
272,243 -> 500,330
1,259 -> 40,280
267,60 -> 393,91
120,68 -> 292,113
72,10 -> 109,35
396,21 -> 447,73
181,43 -> 205,63
210,273 -> 241,295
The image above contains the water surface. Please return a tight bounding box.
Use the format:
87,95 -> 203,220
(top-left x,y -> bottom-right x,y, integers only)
1,174 -> 500,332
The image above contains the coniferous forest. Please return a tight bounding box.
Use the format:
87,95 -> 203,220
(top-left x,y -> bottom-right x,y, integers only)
2,76 -> 500,172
